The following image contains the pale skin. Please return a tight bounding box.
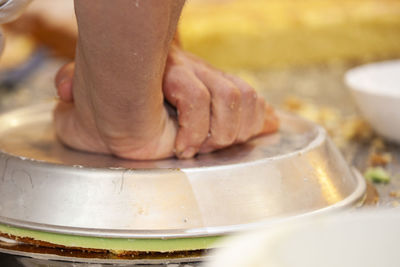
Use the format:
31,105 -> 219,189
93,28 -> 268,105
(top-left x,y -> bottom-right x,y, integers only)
54,0 -> 279,160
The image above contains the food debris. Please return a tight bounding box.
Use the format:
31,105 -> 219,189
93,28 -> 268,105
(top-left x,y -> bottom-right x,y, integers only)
389,190 -> 400,198
283,96 -> 305,111
364,167 -> 391,184
282,95 -> 374,148
369,152 -> 392,167
340,117 -> 374,143
371,138 -> 386,151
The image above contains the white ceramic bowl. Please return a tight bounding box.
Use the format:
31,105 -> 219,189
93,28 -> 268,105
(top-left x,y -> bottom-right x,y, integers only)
206,209 -> 400,267
345,60 -> 400,143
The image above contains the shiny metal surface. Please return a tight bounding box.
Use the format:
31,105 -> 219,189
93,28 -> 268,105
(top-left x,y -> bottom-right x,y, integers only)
0,102 -> 366,239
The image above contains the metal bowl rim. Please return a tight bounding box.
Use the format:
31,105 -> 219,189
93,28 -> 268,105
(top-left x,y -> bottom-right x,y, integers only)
0,103 -> 366,239
0,169 -> 366,239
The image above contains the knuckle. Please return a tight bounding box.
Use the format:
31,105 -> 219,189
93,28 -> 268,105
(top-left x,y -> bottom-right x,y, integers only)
241,87 -> 258,107
179,90 -> 210,114
163,80 -> 179,96
241,85 -> 256,99
164,71 -> 181,88
193,86 -> 211,103
228,86 -> 241,101
257,97 -> 266,108
164,66 -> 186,87
219,85 -> 241,108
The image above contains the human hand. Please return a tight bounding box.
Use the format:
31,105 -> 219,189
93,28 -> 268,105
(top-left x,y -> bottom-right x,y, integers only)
162,45 -> 279,158
53,0 -> 187,161
53,61 -> 178,160
55,47 -> 278,159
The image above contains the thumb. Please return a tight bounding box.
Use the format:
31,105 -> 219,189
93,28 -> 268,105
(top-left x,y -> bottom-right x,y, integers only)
55,62 -> 75,102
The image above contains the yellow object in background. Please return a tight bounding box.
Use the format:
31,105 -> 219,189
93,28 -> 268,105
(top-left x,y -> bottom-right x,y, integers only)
0,32 -> 35,70
180,0 -> 400,70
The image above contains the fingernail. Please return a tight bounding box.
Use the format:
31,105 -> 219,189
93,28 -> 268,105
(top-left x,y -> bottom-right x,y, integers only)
58,80 -> 73,102
59,79 -> 72,90
181,147 -> 197,159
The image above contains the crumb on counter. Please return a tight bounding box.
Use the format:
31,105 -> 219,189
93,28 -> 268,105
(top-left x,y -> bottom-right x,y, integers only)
364,167 -> 391,184
371,138 -> 386,151
389,190 -> 400,198
369,152 -> 392,167
340,117 -> 374,142
391,201 -> 400,207
282,95 -> 375,148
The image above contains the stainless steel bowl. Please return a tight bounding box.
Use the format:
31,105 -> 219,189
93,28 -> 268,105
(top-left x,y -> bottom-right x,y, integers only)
0,102 -> 366,240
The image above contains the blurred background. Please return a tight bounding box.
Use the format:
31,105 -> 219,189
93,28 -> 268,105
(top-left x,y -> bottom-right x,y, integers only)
1,0 -> 399,110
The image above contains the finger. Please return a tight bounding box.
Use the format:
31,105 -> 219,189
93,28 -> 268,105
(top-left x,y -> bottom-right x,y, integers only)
223,73 -> 258,143
55,62 -> 75,102
252,97 -> 280,137
253,97 -> 268,134
261,103 -> 280,134
196,69 -> 241,153
163,66 -> 211,159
